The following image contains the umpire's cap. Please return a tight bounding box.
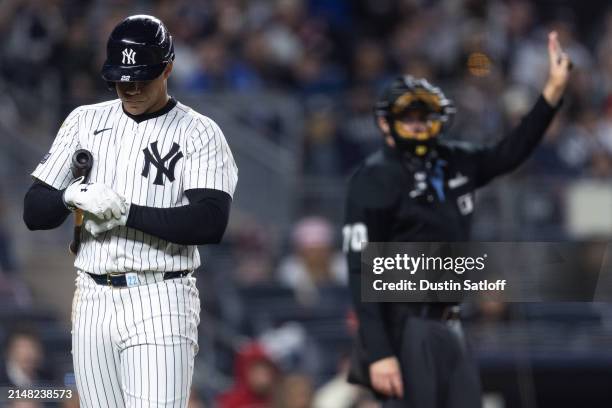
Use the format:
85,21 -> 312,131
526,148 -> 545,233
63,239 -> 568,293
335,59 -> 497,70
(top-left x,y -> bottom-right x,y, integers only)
101,15 -> 174,83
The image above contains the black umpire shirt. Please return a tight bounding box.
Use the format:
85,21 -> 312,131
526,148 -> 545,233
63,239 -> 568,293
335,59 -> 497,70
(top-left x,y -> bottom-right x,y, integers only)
345,95 -> 560,364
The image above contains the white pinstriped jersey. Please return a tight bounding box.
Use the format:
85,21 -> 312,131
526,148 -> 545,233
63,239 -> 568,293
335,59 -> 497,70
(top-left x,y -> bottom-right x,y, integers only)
32,98 -> 238,274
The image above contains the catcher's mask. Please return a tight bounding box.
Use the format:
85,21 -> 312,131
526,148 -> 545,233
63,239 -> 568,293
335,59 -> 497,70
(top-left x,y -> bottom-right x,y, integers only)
101,15 -> 174,90
375,75 -> 455,156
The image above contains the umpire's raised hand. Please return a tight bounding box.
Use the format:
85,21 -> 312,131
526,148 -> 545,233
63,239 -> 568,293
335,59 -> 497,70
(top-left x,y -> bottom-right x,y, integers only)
543,30 -> 572,107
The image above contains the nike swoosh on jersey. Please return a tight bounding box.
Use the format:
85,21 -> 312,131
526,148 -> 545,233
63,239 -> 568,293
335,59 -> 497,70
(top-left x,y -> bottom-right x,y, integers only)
93,127 -> 113,135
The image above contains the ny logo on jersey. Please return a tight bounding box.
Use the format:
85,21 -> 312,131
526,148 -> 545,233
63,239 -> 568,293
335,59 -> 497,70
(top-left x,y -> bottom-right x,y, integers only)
122,48 -> 136,65
142,141 -> 184,186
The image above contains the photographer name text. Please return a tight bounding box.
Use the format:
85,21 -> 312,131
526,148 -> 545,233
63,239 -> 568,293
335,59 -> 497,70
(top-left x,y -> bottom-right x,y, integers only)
373,279 -> 507,291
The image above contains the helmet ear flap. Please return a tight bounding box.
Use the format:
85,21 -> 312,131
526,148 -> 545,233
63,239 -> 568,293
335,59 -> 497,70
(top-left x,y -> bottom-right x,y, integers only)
167,35 -> 175,62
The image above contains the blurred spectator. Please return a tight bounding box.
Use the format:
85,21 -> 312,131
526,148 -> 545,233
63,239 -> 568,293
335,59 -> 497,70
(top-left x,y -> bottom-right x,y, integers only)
340,85 -> 380,159
217,342 -> 279,408
595,96 -> 612,173
183,35 -> 262,92
259,322 -> 323,380
302,99 -> 343,176
0,189 -> 16,273
0,189 -> 30,307
7,401 -> 44,408
264,0 -> 306,68
450,69 -> 506,146
352,0 -> 400,37
61,395 -> 79,408
291,51 -> 345,96
350,38 -> 388,86
504,0 -> 536,45
231,220 -> 277,287
0,326 -> 54,387
272,373 -> 314,408
55,19 -> 99,112
558,109 -> 601,175
302,97 -> 362,176
526,115 -> 576,176
312,354 -> 360,408
0,0 -> 66,88
277,216 -> 347,305
594,10 -> 612,99
240,29 -> 285,87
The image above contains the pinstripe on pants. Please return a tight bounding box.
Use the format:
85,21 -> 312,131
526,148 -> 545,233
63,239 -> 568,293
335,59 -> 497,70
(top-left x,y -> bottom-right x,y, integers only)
71,271 -> 200,407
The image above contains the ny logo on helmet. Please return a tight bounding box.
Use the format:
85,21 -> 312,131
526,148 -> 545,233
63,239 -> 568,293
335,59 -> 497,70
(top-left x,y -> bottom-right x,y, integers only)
122,48 -> 136,65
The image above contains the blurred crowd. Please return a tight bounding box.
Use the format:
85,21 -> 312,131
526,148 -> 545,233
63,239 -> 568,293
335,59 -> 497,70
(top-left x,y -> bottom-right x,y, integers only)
2,0 -> 612,178
3,0 -> 612,406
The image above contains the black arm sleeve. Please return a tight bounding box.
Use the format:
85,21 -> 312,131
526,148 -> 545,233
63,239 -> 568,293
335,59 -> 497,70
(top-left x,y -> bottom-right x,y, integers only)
23,181 -> 71,230
345,167 -> 397,363
473,95 -> 561,187
126,188 -> 231,245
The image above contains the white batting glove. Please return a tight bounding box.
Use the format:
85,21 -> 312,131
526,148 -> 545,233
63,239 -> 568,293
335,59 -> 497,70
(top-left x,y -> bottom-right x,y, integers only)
63,177 -> 127,220
84,210 -> 129,237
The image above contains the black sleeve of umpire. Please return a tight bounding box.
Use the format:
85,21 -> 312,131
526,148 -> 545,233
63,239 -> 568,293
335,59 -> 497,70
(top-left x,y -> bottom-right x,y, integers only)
126,188 -> 231,245
348,273 -> 395,364
23,181 -> 71,230
345,165 -> 397,364
473,95 -> 561,187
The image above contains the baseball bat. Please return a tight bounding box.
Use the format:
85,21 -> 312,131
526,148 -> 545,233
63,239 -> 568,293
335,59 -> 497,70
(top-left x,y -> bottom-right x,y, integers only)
69,149 -> 93,255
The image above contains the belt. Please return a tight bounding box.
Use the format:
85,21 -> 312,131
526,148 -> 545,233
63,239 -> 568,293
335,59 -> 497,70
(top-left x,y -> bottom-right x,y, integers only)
85,270 -> 191,288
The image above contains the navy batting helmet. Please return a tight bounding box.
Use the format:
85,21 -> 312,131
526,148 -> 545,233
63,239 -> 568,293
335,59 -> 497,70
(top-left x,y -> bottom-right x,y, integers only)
101,15 -> 174,84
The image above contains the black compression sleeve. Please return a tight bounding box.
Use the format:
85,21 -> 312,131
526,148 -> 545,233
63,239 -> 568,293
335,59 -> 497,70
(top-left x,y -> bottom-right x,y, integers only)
23,181 -> 71,230
126,188 -> 231,245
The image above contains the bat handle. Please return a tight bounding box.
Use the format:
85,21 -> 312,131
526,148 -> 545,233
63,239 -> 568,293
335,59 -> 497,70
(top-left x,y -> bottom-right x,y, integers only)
69,149 -> 93,256
69,208 -> 85,255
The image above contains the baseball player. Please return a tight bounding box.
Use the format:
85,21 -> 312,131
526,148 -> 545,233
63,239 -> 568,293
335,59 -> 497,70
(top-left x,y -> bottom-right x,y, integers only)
23,15 -> 237,407
344,32 -> 571,407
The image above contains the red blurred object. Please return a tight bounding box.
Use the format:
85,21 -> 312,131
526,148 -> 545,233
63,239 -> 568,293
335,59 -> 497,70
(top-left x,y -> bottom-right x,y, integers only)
217,342 -> 279,408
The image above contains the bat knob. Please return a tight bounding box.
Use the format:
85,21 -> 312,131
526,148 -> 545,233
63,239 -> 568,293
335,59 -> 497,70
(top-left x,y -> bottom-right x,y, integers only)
71,149 -> 94,179
76,152 -> 89,165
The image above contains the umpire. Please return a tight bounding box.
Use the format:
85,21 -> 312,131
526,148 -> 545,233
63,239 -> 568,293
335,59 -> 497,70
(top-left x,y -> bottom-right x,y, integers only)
344,32 -> 572,407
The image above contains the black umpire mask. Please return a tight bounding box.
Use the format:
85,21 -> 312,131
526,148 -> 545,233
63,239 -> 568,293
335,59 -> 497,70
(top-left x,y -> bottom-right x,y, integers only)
375,76 -> 455,157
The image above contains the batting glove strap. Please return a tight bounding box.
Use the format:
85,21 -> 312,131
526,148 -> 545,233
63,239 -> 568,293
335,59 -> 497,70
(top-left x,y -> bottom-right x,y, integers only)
62,176 -> 84,211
